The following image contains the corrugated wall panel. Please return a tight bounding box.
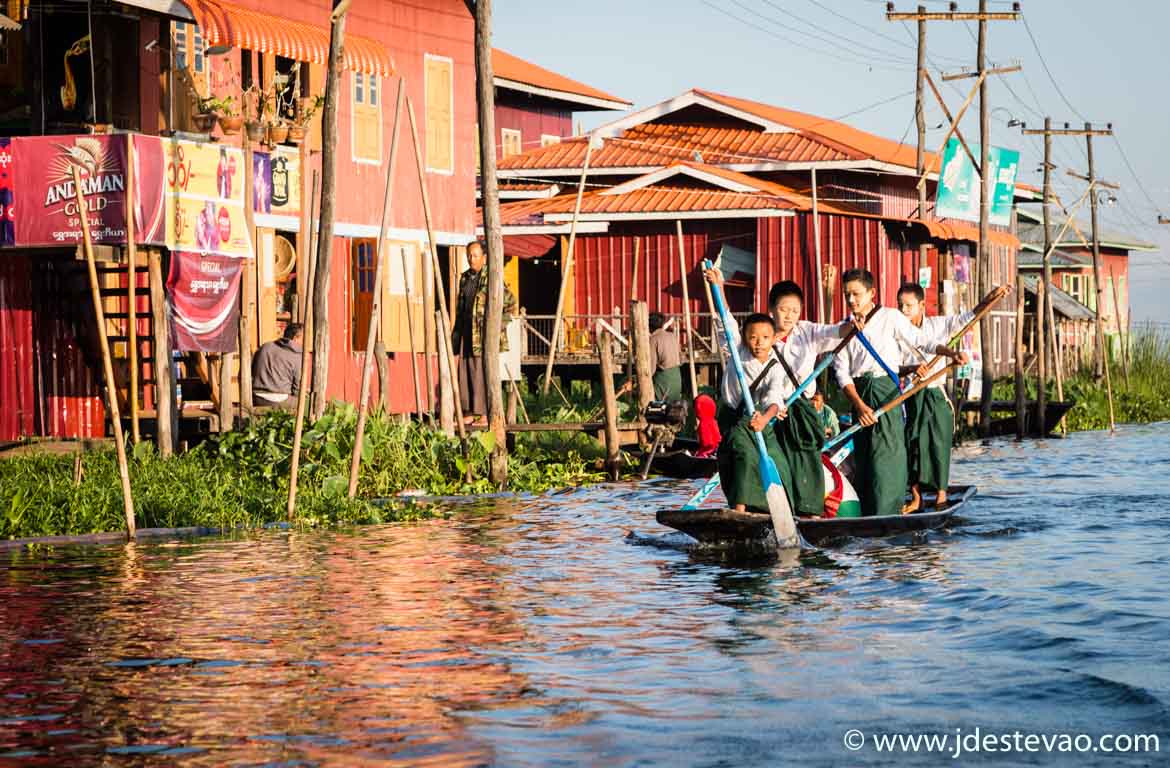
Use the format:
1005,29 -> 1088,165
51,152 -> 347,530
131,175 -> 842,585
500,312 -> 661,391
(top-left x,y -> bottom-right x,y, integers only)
0,255 -> 35,441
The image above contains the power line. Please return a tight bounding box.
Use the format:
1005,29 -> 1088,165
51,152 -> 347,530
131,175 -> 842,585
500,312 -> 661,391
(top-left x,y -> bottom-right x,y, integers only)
1020,12 -> 1086,122
1111,132 -> 1164,215
802,0 -> 947,52
705,0 -> 913,71
758,0 -> 917,62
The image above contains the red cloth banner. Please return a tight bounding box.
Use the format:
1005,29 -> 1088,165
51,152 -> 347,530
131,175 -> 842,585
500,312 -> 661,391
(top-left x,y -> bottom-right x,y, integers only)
166,251 -> 241,352
11,135 -> 130,246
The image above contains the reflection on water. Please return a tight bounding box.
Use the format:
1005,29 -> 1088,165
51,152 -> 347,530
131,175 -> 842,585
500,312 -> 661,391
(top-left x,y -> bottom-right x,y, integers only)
3,424 -> 1170,766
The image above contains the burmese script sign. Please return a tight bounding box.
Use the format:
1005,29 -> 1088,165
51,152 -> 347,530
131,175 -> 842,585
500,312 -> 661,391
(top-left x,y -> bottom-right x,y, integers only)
166,250 -> 242,352
5,135 -> 132,246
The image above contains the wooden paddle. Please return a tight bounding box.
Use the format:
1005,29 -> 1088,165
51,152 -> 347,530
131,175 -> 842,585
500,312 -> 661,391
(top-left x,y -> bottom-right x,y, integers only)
702,259 -> 799,549
823,360 -> 959,458
854,326 -> 904,392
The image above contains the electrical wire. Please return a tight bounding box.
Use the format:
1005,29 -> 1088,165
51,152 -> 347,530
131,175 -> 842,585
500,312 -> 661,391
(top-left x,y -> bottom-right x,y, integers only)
1020,12 -> 1086,123
758,0 -> 916,63
1112,131 -> 1165,215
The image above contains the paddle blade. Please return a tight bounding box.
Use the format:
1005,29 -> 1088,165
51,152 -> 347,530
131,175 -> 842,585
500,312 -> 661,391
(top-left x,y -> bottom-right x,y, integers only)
752,436 -> 798,548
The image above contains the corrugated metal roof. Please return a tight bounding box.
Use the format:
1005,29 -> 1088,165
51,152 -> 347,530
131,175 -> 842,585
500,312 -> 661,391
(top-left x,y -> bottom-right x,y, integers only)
497,122 -> 860,172
693,88 -> 936,172
1017,249 -> 1092,269
1022,275 -> 1095,321
1017,215 -> 1156,252
493,49 -> 630,108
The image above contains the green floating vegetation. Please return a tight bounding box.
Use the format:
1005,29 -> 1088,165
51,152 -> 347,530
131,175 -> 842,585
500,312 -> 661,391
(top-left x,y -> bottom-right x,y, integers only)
989,326 -> 1170,432
1,402 -> 613,541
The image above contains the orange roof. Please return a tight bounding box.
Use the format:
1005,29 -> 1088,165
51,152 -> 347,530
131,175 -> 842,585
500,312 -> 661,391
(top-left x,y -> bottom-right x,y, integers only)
498,122 -> 859,173
693,89 -> 937,173
493,49 -> 630,109
494,185 -> 797,226
188,0 -> 392,76
920,219 -> 1020,249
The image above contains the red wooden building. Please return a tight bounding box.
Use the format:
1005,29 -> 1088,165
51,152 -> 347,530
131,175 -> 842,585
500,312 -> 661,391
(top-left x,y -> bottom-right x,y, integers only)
491,88 -> 1022,382
0,0 -> 479,442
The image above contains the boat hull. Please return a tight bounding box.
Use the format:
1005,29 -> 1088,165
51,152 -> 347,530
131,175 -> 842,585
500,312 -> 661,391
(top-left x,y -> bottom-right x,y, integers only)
656,486 -> 976,547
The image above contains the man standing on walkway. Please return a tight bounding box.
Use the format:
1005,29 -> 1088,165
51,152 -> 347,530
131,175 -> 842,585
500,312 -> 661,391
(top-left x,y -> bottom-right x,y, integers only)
452,241 -> 515,426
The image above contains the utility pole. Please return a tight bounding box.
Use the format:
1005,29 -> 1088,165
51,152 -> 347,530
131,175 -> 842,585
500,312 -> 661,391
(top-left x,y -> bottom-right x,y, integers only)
469,0 -> 509,486
915,4 -> 927,278
1086,124 -> 1106,380
887,1 -> 1021,436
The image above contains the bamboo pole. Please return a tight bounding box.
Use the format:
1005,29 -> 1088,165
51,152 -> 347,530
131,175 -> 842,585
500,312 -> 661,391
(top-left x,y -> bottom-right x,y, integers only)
71,166 -> 135,538
597,323 -> 620,480
239,130 -> 255,422
1014,273 -> 1026,439
1109,264 -> 1129,388
309,0 -> 350,421
436,309 -> 455,435
403,247 -> 423,417
125,134 -> 140,444
347,78 -> 405,500
405,97 -> 469,468
675,220 -> 698,397
148,250 -> 173,456
542,138 -> 595,395
217,352 -> 232,432
810,167 -> 825,324
287,170 -> 320,520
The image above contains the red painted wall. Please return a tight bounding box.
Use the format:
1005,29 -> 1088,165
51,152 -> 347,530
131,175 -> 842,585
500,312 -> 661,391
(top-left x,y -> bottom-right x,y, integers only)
0,254 -> 35,441
494,99 -> 572,158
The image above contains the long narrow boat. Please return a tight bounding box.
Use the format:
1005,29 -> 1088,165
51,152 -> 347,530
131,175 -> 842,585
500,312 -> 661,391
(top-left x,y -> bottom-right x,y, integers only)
656,486 -> 976,547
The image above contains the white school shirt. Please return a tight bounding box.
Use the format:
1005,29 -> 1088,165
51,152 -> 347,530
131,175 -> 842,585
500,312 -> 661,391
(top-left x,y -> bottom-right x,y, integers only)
715,319 -> 789,413
901,310 -> 974,391
723,318 -> 845,400
833,306 -> 931,390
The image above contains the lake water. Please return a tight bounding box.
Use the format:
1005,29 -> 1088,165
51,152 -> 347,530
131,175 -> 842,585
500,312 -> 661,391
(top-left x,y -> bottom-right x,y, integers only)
2,424 -> 1168,766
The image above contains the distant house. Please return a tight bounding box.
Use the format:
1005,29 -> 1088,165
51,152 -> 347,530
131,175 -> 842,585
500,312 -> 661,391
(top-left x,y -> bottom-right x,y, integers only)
491,49 -> 630,162
1016,206 -> 1155,368
487,88 -> 1022,384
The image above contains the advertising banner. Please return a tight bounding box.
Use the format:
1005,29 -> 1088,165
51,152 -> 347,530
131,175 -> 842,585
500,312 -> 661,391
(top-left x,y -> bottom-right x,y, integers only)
162,139 -> 252,258
166,250 -> 242,352
252,146 -> 302,219
9,134 -> 130,246
935,138 -> 1020,226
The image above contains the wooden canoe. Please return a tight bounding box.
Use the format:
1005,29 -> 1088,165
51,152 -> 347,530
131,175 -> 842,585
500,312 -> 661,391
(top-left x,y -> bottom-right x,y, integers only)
656,486 -> 976,547
635,437 -> 717,479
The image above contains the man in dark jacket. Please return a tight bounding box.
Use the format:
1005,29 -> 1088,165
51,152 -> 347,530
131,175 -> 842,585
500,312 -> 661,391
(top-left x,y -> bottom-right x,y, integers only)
451,241 -> 515,424
252,323 -> 302,410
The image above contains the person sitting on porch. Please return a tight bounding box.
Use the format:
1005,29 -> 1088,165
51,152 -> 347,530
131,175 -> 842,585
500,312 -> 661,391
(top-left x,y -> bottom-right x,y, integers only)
252,323 -> 302,411
648,312 -> 683,401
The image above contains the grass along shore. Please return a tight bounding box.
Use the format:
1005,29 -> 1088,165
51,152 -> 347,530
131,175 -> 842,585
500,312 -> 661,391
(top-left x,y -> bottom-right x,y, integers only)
989,325 -> 1170,432
1,391 -> 625,540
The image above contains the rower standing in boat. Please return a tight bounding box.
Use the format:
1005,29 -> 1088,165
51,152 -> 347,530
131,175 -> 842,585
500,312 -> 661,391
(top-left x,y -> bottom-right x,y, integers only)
896,283 -> 973,514
704,270 -> 855,517
714,313 -> 793,514
833,269 -> 967,517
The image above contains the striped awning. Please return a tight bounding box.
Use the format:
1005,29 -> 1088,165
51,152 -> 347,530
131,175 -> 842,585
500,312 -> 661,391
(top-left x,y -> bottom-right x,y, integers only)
184,0 -> 392,76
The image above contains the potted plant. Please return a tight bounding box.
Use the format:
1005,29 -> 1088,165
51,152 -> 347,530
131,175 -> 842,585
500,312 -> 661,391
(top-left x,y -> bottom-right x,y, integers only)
268,119 -> 290,145
192,96 -> 218,133
287,94 -> 323,144
242,85 -> 269,143
207,96 -> 241,135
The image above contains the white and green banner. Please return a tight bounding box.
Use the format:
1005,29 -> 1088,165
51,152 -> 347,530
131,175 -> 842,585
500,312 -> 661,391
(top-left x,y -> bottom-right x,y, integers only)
935,138 -> 1020,227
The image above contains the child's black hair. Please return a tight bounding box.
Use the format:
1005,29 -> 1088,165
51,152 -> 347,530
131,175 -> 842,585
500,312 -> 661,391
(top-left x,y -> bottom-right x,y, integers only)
767,280 -> 804,308
897,282 -> 925,302
742,312 -> 776,333
842,268 -> 875,290
648,312 -> 666,332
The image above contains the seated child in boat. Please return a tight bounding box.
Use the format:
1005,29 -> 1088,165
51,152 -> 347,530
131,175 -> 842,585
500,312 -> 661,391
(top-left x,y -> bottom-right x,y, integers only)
812,391 -> 840,439
714,313 -> 793,514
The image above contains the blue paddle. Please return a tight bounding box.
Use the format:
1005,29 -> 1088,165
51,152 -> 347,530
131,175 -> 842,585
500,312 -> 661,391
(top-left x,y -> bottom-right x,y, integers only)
701,259 -> 799,549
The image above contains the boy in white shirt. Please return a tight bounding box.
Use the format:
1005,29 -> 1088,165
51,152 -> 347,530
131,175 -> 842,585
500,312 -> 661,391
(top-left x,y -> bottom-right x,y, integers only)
714,313 -> 792,513
833,269 -> 965,517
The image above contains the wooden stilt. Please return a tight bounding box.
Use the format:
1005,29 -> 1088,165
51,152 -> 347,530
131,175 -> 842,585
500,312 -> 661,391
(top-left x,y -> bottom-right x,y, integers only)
71,167 -> 135,538
348,78 -> 405,499
436,310 -> 455,435
597,325 -> 621,480
402,244 -> 423,418
125,134 -> 140,444
1014,273 -> 1026,439
218,352 -> 233,432
1109,264 -> 1129,389
287,172 -> 321,520
148,250 -> 173,457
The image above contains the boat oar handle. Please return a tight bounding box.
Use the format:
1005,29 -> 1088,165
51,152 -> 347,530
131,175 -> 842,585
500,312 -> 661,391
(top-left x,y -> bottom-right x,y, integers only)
913,285 -> 1009,383
824,360 -> 958,454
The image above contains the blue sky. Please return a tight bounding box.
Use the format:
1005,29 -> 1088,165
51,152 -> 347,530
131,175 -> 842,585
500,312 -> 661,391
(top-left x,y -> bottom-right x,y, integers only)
493,0 -> 1169,321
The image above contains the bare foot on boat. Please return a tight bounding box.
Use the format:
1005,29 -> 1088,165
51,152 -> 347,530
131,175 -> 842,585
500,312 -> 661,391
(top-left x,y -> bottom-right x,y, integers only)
902,485 -> 922,515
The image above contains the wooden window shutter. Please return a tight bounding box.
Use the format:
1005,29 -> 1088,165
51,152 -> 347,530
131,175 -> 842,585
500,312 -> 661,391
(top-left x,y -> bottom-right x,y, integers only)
352,72 -> 380,162
424,56 -> 453,172
380,241 -> 424,353
501,129 -> 522,158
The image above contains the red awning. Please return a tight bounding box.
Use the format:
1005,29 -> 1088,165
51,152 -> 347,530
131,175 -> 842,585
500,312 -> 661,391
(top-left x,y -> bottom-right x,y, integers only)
185,0 -> 393,76
503,234 -> 557,260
